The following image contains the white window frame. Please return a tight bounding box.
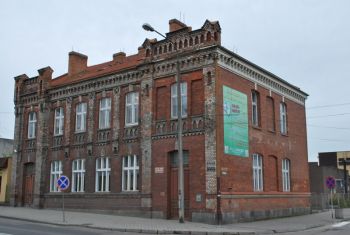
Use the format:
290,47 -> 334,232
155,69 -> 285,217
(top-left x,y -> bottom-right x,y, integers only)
280,102 -> 287,134
54,107 -> 64,136
99,98 -> 111,129
122,155 -> 139,191
125,92 -> 139,126
252,153 -> 263,191
75,103 -> 87,132
95,157 -> 110,192
72,159 -> 85,192
50,160 -> 62,192
251,91 -> 259,126
171,82 -> 187,119
28,112 -> 37,139
282,159 -> 291,192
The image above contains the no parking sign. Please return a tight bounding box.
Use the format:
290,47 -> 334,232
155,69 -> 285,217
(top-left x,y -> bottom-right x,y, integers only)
326,176 -> 335,189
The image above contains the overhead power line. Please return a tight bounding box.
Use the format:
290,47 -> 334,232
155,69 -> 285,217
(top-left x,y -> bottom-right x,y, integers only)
307,112 -> 350,119
307,102 -> 350,109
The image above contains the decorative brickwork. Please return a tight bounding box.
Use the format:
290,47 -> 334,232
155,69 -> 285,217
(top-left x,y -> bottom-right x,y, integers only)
11,19 -> 309,223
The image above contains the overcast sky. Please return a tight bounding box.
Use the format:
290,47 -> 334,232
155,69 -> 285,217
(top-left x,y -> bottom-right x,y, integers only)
0,0 -> 349,162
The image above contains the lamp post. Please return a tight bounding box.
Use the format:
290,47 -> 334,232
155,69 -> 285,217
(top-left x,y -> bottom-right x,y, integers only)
142,23 -> 185,223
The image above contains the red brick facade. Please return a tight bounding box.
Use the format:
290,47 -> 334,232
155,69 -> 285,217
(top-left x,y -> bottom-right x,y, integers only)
11,19 -> 310,223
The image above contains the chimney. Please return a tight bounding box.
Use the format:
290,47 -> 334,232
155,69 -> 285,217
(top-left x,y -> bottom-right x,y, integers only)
38,66 -> 53,80
169,19 -> 187,32
113,52 -> 126,64
68,51 -> 88,76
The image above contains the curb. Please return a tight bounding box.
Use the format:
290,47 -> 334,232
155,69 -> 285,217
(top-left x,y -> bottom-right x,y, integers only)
0,215 -> 255,235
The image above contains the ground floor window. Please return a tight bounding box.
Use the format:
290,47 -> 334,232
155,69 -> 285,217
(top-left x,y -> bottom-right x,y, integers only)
95,157 -> 110,192
282,159 -> 291,192
252,153 -> 263,191
122,155 -> 139,191
50,161 -> 62,192
72,159 -> 85,192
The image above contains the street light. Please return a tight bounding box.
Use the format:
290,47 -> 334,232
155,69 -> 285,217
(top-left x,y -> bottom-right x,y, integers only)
142,23 -> 185,223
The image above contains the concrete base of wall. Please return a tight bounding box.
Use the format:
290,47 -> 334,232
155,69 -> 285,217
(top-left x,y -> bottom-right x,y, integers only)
192,212 -> 218,224
221,207 -> 311,224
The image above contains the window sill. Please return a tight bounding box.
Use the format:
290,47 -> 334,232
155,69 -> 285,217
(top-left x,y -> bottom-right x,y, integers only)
281,133 -> 289,137
75,131 -> 86,134
170,116 -> 188,120
98,127 -> 111,131
121,190 -> 140,193
267,129 -> 276,134
252,125 -> 262,131
125,123 -> 138,128
53,134 -> 63,137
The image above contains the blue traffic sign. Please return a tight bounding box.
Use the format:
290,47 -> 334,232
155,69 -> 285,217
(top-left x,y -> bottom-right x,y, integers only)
57,175 -> 70,191
326,176 -> 335,189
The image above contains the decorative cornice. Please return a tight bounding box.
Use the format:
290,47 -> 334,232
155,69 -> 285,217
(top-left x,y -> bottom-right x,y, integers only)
217,49 -> 307,106
48,68 -> 150,101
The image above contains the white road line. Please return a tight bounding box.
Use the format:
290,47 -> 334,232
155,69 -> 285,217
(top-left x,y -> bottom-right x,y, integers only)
0,233 -> 13,235
332,221 -> 350,228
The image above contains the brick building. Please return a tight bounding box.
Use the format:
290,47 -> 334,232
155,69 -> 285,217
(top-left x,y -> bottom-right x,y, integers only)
11,19 -> 310,223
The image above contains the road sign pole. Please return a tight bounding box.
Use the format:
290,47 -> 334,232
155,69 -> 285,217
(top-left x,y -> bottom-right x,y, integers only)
62,190 -> 65,223
330,188 -> 334,219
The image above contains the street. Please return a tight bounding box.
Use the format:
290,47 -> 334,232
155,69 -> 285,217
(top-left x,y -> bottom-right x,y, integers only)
0,217 -> 143,235
282,221 -> 350,235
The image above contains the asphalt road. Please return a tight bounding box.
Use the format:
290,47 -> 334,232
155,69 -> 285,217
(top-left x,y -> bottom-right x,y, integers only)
282,221 -> 350,235
0,217 -> 146,235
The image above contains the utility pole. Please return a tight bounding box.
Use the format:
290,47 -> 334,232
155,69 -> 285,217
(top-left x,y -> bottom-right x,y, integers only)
142,23 -> 185,223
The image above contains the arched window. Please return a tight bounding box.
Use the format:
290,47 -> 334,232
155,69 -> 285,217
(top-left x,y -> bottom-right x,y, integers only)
282,159 -> 291,192
251,90 -> 260,126
214,32 -> 218,41
146,49 -> 150,57
163,45 -> 167,53
195,36 -> 199,45
184,39 -> 188,48
189,37 -> 193,46
28,112 -> 37,139
153,47 -> 158,56
280,102 -> 287,134
179,41 -> 183,49
200,34 -> 204,43
206,32 -> 212,42
168,43 -> 172,52
158,46 -> 162,54
252,153 -> 263,191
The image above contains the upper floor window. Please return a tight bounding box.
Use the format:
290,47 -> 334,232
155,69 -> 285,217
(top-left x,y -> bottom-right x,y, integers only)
251,91 -> 260,126
75,103 -> 87,132
125,92 -> 139,126
50,160 -> 62,192
72,159 -> 85,192
252,153 -> 263,192
95,157 -> 110,192
122,155 -> 139,191
280,102 -> 287,134
54,107 -> 64,136
282,159 -> 291,192
28,112 -> 37,139
99,98 -> 111,129
171,82 -> 187,118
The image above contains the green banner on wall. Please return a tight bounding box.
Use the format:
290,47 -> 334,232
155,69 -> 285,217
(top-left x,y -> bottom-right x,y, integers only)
223,85 -> 249,157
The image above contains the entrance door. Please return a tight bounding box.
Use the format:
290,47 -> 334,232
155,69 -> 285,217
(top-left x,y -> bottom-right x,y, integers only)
23,163 -> 35,206
168,151 -> 190,219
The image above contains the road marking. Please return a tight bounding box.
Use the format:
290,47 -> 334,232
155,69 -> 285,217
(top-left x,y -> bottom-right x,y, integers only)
332,221 -> 350,228
0,233 -> 13,235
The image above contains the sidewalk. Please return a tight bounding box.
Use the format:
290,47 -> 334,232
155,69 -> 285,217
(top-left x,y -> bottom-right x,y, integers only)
0,206 -> 349,235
